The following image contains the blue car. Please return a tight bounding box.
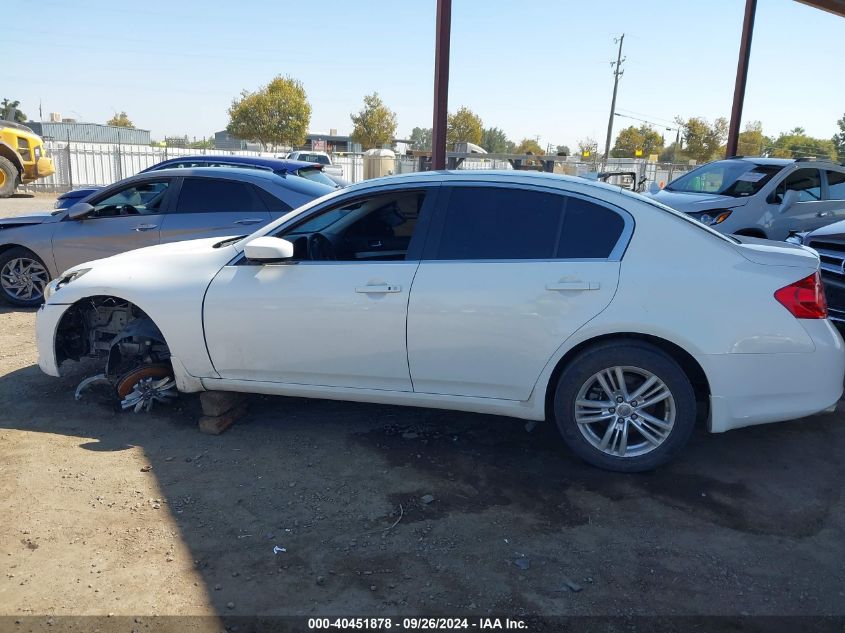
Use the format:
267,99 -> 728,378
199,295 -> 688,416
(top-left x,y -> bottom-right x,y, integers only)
55,155 -> 342,209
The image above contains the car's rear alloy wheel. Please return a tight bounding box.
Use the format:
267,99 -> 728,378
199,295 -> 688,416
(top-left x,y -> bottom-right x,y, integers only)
554,342 -> 696,472
0,248 -> 51,307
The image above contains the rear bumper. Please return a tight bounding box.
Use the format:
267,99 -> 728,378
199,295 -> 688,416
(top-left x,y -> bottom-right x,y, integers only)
701,319 -> 845,433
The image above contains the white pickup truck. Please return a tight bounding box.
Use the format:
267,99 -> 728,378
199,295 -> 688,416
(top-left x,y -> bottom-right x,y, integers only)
286,151 -> 344,181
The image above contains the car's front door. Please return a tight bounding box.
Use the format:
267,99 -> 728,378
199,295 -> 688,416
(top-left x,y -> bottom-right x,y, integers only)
158,177 -> 274,244
51,178 -> 171,273
407,184 -> 629,400
202,185 -> 437,389
768,167 -> 828,235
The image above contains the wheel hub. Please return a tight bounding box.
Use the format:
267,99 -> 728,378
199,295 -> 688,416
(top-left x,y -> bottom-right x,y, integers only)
573,366 -> 676,459
0,257 -> 49,301
117,365 -> 177,413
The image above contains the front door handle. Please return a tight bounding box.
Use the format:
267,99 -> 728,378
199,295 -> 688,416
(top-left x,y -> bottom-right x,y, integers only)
234,218 -> 264,225
816,211 -> 832,218
355,284 -> 402,294
546,281 -> 600,291
132,223 -> 158,232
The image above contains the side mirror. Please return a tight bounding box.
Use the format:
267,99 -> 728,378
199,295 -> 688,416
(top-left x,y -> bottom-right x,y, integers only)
648,181 -> 660,194
244,236 -> 294,263
778,189 -> 800,213
67,202 -> 94,220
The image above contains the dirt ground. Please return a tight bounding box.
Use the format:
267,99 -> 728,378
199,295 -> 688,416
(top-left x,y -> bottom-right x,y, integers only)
1,195 -> 845,624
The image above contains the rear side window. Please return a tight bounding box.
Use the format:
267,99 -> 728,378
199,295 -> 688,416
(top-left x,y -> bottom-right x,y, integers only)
435,187 -> 625,260
826,170 -> 845,201
176,178 -> 267,213
558,197 -> 625,258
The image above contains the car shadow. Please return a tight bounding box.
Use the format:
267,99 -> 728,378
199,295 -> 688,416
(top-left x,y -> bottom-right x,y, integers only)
1,360 -> 844,618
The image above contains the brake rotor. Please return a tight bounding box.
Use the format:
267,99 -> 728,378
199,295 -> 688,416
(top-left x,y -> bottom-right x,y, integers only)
117,364 -> 177,413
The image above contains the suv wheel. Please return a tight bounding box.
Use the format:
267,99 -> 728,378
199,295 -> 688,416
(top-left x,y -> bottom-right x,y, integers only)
553,341 -> 696,472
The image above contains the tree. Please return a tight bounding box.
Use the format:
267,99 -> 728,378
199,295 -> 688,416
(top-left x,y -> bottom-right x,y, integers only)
350,92 -> 397,150
107,111 -> 134,128
768,129 -> 836,160
481,127 -> 510,154
555,144 -> 570,156
577,137 -> 598,158
189,136 -> 215,149
227,75 -> 311,151
409,127 -> 432,151
446,106 -> 482,147
834,113 -> 845,163
611,124 -> 664,158
679,116 -> 727,162
1,99 -> 26,123
736,121 -> 766,156
513,138 -> 544,155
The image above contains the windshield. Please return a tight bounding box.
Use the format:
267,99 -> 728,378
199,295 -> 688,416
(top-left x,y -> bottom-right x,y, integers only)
665,160 -> 782,197
292,167 -> 337,187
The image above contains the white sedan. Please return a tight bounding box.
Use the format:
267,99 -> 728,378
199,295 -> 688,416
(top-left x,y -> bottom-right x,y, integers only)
36,171 -> 844,472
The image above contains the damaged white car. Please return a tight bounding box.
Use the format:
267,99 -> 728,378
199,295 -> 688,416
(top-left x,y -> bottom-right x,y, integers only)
36,171 -> 845,472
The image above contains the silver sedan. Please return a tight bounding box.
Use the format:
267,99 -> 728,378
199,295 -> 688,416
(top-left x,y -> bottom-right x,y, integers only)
0,167 -> 333,306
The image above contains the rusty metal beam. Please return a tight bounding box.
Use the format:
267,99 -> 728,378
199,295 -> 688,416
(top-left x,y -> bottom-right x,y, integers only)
795,0 -> 845,17
431,0 -> 452,171
726,0 -> 757,158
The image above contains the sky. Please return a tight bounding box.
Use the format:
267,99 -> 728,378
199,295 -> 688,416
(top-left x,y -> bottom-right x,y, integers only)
4,0 -> 844,151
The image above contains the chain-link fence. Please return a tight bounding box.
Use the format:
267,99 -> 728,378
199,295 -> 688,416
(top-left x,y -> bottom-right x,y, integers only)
21,141 -> 694,193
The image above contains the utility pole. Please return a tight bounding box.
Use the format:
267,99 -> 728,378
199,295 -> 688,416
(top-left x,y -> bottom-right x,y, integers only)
431,0 -> 452,171
603,34 -> 625,162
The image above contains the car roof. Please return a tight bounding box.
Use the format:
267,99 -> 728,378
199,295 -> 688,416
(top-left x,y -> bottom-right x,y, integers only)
144,155 -> 320,172
132,166 -> 298,182
345,169 -> 625,193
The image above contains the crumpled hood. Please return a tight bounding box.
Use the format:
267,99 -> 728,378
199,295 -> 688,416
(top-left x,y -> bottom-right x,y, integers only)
648,189 -> 750,213
0,212 -> 58,227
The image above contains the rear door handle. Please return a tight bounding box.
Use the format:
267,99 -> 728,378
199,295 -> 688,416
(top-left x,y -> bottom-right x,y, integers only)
132,223 -> 158,232
546,281 -> 600,291
355,284 -> 402,294
234,218 -> 264,225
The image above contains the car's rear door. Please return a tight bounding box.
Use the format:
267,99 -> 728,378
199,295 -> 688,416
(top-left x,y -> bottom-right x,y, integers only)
51,178 -> 172,273
406,183 -> 630,400
158,177 -> 274,244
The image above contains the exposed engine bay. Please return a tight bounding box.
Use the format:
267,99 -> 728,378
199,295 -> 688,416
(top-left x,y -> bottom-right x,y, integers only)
55,296 -> 177,412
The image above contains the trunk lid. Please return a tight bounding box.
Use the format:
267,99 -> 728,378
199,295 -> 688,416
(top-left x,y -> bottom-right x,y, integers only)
731,234 -> 819,269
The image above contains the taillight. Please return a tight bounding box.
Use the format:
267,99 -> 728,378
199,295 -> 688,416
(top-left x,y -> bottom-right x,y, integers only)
774,271 -> 828,319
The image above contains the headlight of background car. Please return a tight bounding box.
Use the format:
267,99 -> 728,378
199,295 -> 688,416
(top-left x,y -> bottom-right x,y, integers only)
44,268 -> 91,300
691,209 -> 733,227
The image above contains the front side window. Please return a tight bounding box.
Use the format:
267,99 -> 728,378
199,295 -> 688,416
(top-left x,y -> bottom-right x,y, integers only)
278,190 -> 426,261
434,187 -> 626,260
92,181 -> 170,217
665,160 -> 781,197
774,168 -> 822,203
176,178 -> 267,213
826,170 -> 845,201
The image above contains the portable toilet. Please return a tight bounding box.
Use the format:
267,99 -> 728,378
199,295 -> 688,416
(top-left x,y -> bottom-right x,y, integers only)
363,148 -> 395,180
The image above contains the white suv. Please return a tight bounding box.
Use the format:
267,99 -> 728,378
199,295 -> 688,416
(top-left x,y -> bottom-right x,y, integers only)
649,157 -> 845,240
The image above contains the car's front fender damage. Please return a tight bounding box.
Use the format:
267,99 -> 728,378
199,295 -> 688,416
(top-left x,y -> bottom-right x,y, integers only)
52,296 -> 179,412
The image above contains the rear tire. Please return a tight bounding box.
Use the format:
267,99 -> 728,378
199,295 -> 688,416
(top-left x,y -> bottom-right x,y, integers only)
0,157 -> 18,198
553,341 -> 696,472
0,247 -> 51,307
